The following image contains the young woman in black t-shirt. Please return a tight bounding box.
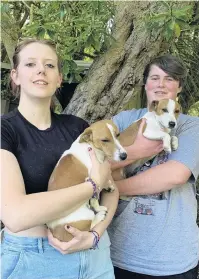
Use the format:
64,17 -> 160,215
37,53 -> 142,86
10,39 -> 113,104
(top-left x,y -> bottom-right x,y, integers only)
1,39 -> 117,279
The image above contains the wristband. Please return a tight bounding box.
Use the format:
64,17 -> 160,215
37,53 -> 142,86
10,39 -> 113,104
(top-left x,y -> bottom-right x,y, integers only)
85,177 -> 101,199
89,230 -> 100,250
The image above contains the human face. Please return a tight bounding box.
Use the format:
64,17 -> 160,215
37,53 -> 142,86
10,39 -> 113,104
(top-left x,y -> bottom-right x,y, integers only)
145,65 -> 182,106
11,43 -> 62,100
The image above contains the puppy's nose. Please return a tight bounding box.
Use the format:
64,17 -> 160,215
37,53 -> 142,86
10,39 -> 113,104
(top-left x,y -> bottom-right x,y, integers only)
120,152 -> 127,161
169,121 -> 176,128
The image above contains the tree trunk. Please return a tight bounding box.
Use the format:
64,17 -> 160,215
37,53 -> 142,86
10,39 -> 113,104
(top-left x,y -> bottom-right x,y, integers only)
63,1 -> 165,123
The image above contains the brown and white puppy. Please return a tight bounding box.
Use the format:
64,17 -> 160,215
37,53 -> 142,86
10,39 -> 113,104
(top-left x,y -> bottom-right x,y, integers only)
114,99 -> 181,185
47,120 -> 127,242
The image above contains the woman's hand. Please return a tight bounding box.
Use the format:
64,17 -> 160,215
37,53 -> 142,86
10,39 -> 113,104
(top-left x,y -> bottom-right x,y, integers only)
88,148 -> 112,190
127,119 -> 164,160
48,225 -> 95,254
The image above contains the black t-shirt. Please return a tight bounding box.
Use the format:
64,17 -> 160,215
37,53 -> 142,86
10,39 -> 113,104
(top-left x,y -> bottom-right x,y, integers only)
1,109 -> 89,194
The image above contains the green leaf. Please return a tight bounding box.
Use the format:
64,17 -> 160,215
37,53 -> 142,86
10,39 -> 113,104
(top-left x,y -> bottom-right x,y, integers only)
174,23 -> 181,38
92,34 -> 101,52
1,3 -> 10,13
74,73 -> 82,83
69,60 -> 77,70
161,1 -> 171,10
173,5 -> 192,15
37,27 -> 46,39
173,6 -> 193,20
62,60 -> 70,76
85,34 -> 94,48
68,73 -> 74,84
150,12 -> 169,21
175,18 -> 191,29
60,5 -> 66,20
46,29 -> 55,38
168,19 -> 175,31
163,24 -> 174,41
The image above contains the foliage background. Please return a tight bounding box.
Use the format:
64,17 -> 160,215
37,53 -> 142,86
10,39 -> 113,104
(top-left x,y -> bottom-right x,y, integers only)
1,1 -> 199,114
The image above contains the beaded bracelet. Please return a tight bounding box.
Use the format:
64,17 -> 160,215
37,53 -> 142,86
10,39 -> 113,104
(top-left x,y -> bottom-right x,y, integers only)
89,230 -> 100,250
85,177 -> 101,199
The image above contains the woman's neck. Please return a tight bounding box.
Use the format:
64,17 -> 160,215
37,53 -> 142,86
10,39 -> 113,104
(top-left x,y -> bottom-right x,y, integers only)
18,95 -> 52,130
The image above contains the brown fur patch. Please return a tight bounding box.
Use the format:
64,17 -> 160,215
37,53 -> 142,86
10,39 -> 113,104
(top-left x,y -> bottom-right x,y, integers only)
79,119 -> 120,161
112,168 -> 124,181
114,119 -> 152,181
51,220 -> 92,242
48,154 -> 88,191
174,101 -> 181,119
155,99 -> 169,116
150,99 -> 182,119
149,100 -> 159,112
118,119 -> 143,146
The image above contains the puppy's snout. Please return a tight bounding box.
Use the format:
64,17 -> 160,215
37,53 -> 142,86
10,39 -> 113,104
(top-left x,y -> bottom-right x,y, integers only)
169,121 -> 176,128
120,152 -> 127,161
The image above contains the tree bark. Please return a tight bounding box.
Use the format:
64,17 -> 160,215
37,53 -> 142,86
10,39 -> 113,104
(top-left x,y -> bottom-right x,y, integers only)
1,3 -> 29,65
1,13 -> 20,65
63,1 -> 165,123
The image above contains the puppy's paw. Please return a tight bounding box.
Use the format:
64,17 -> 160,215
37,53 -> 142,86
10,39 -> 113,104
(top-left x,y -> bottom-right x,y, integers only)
164,146 -> 171,154
91,211 -> 107,228
104,180 -> 115,192
171,136 -> 178,151
95,210 -> 107,221
95,205 -> 108,213
106,185 -> 115,193
90,198 -> 108,213
163,140 -> 171,153
120,195 -> 132,201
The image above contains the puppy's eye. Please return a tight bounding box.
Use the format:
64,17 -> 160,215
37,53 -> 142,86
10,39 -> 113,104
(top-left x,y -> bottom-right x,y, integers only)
101,139 -> 110,143
162,108 -> 168,112
116,133 -> 120,137
175,110 -> 180,113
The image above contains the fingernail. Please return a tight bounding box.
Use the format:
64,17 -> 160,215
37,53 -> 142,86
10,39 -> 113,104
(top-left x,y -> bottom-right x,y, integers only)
66,225 -> 70,229
88,147 -> 92,151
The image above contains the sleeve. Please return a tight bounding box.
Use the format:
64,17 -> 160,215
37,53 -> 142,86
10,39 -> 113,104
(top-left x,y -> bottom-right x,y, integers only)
68,115 -> 89,137
76,116 -> 89,133
1,119 -> 17,155
168,115 -> 199,182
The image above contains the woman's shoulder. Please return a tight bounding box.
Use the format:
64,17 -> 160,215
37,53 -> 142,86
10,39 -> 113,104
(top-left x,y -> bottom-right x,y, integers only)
1,110 -> 19,152
1,109 -> 18,122
53,112 -> 88,124
1,109 -> 19,134
52,112 -> 89,131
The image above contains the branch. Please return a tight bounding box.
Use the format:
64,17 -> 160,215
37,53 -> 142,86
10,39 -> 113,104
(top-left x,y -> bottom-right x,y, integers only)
22,1 -> 31,10
19,8 -> 29,28
75,52 -> 96,59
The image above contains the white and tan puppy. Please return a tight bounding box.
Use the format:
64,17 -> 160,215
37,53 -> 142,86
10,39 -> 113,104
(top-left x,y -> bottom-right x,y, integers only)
114,99 -> 181,181
47,120 -> 127,242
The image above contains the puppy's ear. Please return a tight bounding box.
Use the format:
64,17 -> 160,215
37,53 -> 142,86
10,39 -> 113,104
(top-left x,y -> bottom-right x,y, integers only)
79,128 -> 93,143
149,100 -> 159,112
176,101 -> 182,114
179,103 -> 182,113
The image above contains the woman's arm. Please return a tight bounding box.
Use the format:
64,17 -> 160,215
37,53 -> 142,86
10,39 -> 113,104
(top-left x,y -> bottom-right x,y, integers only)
1,149 -> 111,233
92,183 -> 119,237
116,160 -> 191,196
47,181 -> 119,254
